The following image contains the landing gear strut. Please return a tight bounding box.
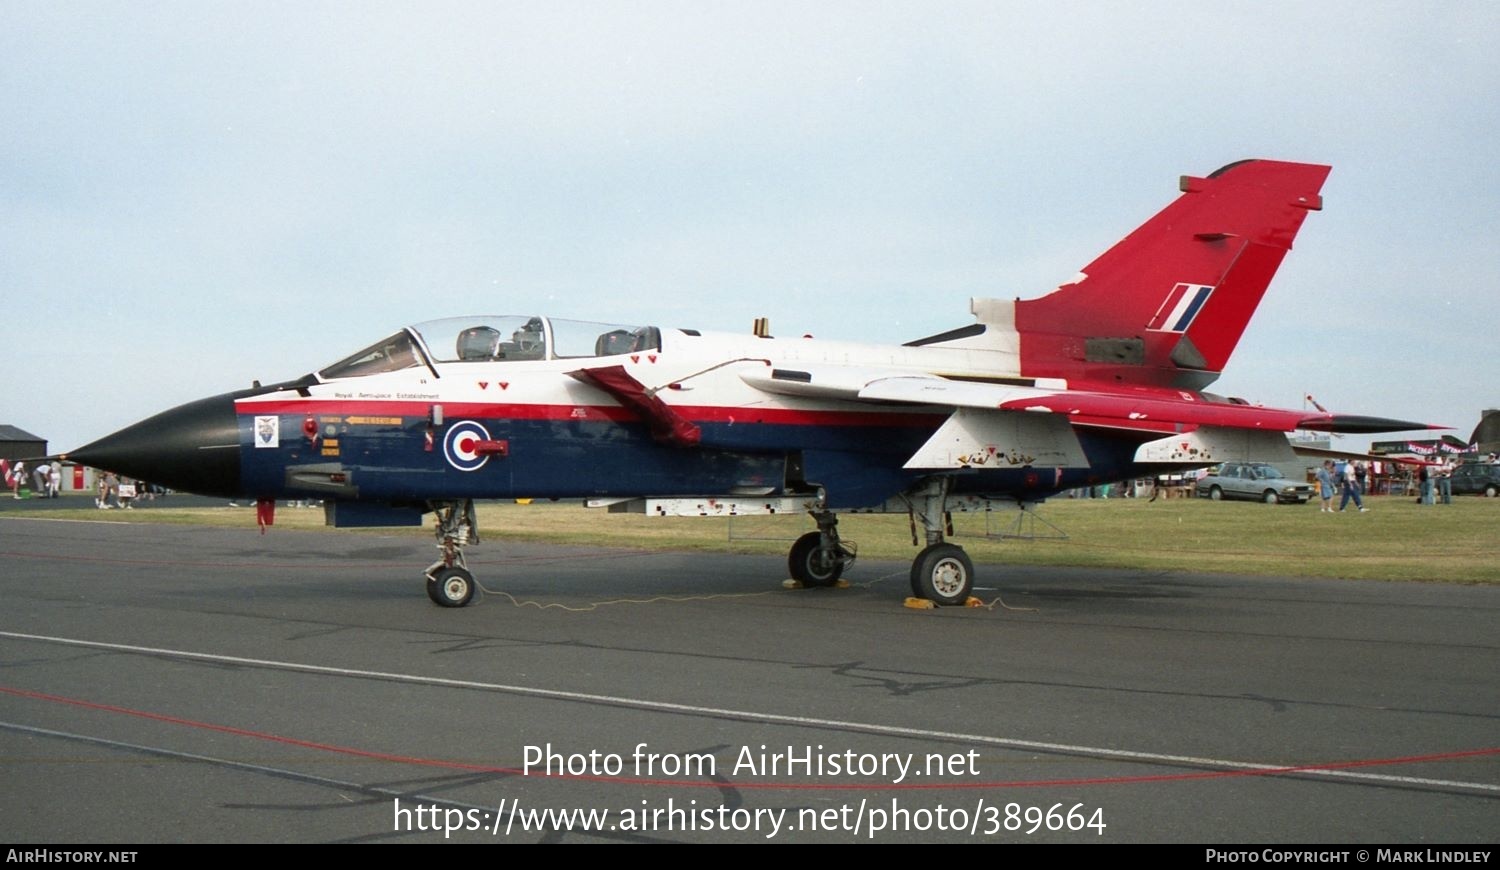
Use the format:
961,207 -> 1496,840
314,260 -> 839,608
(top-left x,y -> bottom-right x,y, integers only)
425,499 -> 479,607
904,477 -> 974,606
787,509 -> 855,587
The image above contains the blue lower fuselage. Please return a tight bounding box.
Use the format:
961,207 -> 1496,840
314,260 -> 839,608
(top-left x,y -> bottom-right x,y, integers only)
237,402 -> 1162,509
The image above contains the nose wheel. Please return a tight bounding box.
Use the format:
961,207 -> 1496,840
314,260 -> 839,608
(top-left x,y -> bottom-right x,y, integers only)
424,499 -> 481,607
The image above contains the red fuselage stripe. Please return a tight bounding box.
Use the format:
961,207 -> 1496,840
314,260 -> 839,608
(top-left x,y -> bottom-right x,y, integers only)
236,399 -> 944,428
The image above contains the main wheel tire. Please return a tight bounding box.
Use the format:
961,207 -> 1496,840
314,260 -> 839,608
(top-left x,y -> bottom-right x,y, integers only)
1209,486 -> 1223,501
428,566 -> 476,607
909,543 -> 974,606
788,531 -> 844,587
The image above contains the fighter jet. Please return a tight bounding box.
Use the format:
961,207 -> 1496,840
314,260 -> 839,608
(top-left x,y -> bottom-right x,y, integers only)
66,159 -> 1437,607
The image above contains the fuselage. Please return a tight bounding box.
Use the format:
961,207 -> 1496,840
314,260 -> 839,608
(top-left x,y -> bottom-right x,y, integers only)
70,314 -> 1169,509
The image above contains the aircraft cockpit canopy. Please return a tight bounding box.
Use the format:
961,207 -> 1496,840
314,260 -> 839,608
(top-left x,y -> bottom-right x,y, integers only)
317,316 -> 662,381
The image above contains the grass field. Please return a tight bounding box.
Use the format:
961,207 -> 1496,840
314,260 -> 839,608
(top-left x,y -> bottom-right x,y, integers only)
12,494 -> 1499,584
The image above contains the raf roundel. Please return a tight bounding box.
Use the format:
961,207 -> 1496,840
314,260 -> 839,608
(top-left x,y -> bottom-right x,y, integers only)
443,421 -> 493,472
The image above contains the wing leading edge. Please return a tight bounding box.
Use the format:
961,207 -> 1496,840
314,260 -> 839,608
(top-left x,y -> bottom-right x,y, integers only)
742,365 -> 1433,432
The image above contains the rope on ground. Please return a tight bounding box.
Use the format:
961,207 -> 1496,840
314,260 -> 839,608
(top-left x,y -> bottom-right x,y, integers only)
473,580 -> 783,612
964,593 -> 1039,613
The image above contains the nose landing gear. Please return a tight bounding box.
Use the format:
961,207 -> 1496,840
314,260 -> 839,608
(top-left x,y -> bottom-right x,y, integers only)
425,499 -> 479,607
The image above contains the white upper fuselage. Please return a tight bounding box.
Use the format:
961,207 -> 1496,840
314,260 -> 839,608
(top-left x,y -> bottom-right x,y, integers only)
238,313 -> 1030,417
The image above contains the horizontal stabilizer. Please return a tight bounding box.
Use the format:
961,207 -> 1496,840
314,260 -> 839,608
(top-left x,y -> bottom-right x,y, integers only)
997,391 -> 1309,431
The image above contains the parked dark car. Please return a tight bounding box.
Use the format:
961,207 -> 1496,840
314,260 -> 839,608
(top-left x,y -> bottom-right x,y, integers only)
1449,463 -> 1500,497
1195,462 -> 1313,504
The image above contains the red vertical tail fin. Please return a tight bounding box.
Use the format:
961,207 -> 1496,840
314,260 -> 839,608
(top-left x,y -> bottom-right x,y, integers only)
1014,159 -> 1331,389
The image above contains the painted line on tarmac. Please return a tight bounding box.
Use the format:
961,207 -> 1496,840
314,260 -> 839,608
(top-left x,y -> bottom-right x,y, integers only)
2,629 -> 1496,794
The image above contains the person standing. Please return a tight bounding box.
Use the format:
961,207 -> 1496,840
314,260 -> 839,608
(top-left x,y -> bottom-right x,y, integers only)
1338,461 -> 1368,512
49,461 -> 62,497
1417,463 -> 1433,505
1316,461 -> 1336,513
10,461 -> 24,499
1436,459 -> 1454,505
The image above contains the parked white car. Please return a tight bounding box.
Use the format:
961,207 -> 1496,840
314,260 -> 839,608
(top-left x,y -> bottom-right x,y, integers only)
1195,462 -> 1313,504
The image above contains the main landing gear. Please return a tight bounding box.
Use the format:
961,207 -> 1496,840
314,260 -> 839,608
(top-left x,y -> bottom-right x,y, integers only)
902,477 -> 974,606
786,478 -> 976,606
787,509 -> 856,587
425,500 -> 479,607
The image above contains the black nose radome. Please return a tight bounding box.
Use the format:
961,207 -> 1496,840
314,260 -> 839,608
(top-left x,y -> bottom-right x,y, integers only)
67,391 -> 243,498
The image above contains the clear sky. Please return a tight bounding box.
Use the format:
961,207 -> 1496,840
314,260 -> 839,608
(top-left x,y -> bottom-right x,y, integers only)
3,2 -> 1495,453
